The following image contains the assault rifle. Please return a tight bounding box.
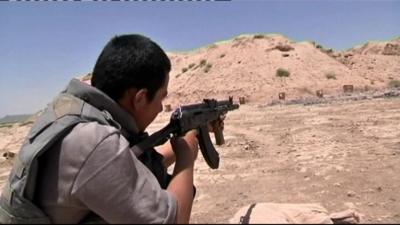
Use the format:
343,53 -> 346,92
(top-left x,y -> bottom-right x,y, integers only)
138,97 -> 239,169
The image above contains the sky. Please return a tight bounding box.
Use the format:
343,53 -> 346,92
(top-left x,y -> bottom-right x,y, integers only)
0,0 -> 399,117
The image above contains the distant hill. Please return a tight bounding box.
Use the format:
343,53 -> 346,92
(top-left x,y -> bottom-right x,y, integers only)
0,114 -> 32,124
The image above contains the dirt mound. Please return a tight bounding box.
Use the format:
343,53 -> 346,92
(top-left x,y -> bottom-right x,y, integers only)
165,34 -> 400,109
347,37 -> 400,56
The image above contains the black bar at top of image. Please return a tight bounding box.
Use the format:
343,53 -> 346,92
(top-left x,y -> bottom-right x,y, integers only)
0,0 -> 233,1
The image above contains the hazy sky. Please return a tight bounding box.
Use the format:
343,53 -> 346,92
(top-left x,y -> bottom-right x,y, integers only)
0,0 -> 399,117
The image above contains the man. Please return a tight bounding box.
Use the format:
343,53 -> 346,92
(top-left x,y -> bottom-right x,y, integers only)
0,34 -> 212,223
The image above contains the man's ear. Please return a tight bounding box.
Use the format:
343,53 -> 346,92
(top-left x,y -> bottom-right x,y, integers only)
132,88 -> 148,108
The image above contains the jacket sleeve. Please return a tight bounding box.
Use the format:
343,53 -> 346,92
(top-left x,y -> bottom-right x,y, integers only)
70,131 -> 177,224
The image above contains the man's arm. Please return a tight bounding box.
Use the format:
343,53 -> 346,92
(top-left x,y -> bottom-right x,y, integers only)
166,135 -> 198,224
70,127 -> 178,224
154,120 -> 224,223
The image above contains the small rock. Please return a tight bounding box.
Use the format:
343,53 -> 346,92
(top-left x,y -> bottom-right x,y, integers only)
2,151 -> 15,159
299,167 -> 307,173
344,202 -> 357,209
335,165 -> 344,172
347,191 -> 356,197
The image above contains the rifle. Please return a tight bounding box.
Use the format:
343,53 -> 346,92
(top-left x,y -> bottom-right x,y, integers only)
137,97 -> 239,169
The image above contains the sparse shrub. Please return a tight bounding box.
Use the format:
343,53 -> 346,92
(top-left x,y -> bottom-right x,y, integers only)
0,123 -> 13,128
276,44 -> 294,52
199,59 -> 207,67
325,48 -> 333,54
188,63 -> 196,69
20,120 -> 34,126
325,72 -> 337,80
208,44 -> 217,49
220,54 -> 226,58
383,43 -> 400,56
253,34 -> 264,39
276,68 -> 290,77
203,63 -> 212,73
182,67 -> 188,73
388,80 -> 400,88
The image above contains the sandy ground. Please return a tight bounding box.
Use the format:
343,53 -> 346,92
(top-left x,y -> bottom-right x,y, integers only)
148,95 -> 400,224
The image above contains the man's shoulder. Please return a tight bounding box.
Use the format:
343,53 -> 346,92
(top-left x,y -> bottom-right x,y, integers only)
72,121 -> 119,137
63,121 -> 124,152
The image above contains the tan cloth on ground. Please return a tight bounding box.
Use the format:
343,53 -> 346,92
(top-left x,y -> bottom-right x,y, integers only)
229,203 -> 361,224
330,209 -> 361,224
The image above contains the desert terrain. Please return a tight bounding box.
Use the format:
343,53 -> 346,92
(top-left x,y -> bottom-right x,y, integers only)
1,33 -> 399,223
152,94 -> 400,224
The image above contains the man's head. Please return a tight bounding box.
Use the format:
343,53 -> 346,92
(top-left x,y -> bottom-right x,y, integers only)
91,34 -> 170,132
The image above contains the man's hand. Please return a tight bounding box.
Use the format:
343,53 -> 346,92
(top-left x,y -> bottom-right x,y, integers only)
155,115 -> 226,167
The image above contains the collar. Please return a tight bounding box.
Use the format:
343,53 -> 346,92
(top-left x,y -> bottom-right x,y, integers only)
63,78 -> 141,137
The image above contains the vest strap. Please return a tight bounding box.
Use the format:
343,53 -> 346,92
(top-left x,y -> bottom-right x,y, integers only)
1,183 -> 13,205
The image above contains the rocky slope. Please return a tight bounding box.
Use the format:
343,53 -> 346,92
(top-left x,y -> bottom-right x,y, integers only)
164,34 -> 400,108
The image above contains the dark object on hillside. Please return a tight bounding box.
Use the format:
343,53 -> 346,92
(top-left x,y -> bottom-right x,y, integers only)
343,85 -> 354,93
239,97 -> 246,105
316,90 -> 324,98
279,92 -> 286,100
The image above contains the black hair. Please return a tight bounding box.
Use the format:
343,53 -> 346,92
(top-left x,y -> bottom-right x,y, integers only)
91,34 -> 171,102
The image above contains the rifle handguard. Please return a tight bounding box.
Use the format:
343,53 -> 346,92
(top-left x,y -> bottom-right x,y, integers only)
212,121 -> 225,145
